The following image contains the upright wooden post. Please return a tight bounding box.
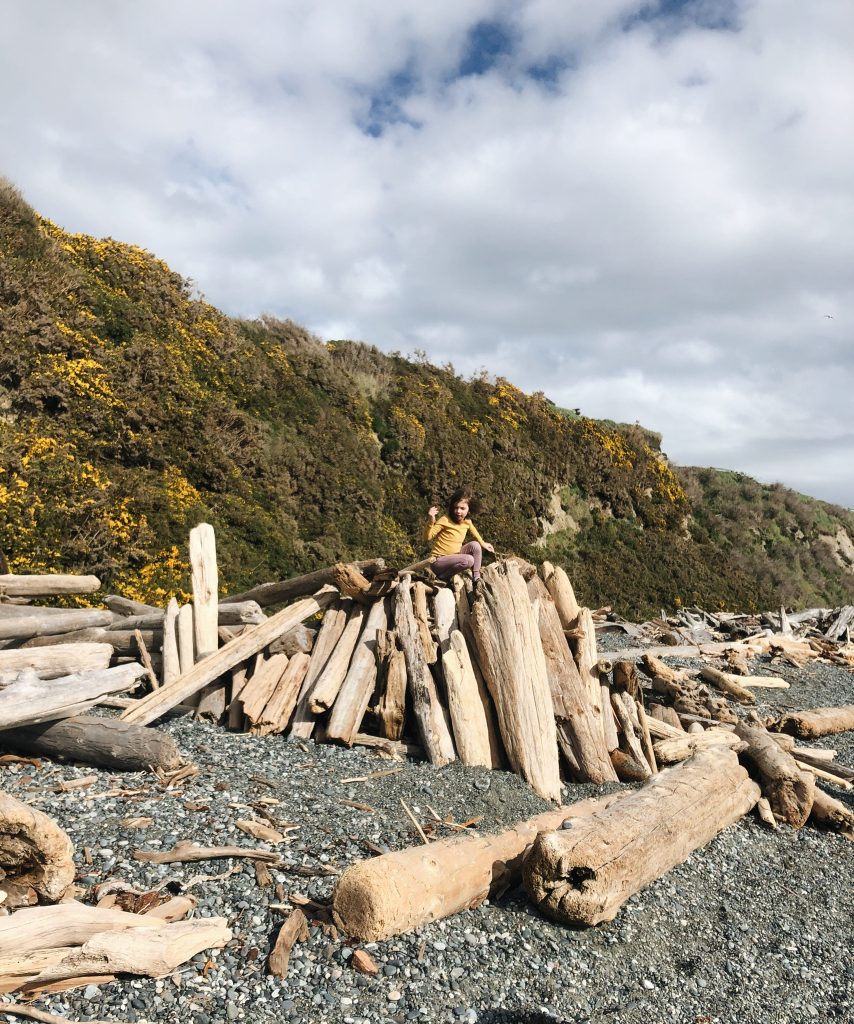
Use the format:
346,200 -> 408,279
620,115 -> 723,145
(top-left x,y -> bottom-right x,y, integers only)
190,523 -> 218,660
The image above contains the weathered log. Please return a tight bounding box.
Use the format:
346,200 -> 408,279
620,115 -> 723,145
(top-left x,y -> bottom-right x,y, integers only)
227,664 -> 248,731
332,795 -> 625,941
120,593 -> 336,726
734,722 -> 815,828
189,523 -> 218,660
240,654 -> 290,727
267,624 -> 315,657
648,704 -> 684,730
308,605 -> 366,714
0,664 -> 146,730
612,660 -> 640,699
809,787 -> 854,840
195,678 -> 227,723
432,588 -> 458,652
412,583 -> 437,665
105,602 -> 265,633
104,595 -> 160,617
574,608 -> 602,716
373,631 -> 407,741
162,599 -> 180,687
635,701 -> 658,774
792,750 -> 854,782
699,666 -> 756,704
441,630 -> 494,768
0,644 -> 112,685
470,562 -> 560,801
774,706 -> 854,739
325,600 -> 389,743
133,841 -> 281,865
254,653 -> 311,735
0,791 -> 75,903
825,605 -> 854,642
526,576 -> 615,783
611,692 -> 650,776
331,563 -> 373,605
394,576 -> 455,767
523,748 -> 760,925
540,562 -> 580,631
222,560 -> 385,607
600,681 -> 619,753
0,575 -> 100,599
288,600 -> 350,739
268,908 -> 308,979
653,728 -> 744,766
177,604 -> 195,674
0,716 -> 182,772
0,610 -> 113,643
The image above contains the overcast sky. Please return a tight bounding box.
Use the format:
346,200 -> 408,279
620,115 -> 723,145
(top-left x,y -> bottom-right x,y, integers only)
2,1 -> 852,506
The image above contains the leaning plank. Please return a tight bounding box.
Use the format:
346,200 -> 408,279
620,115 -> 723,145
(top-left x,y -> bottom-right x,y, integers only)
471,562 -> 560,801
0,664 -> 146,730
0,610 -> 113,642
0,716 -> 183,772
0,791 -> 75,902
332,794 -> 626,941
395,576 -> 456,767
0,575 -> 100,598
255,653 -> 311,735
0,644 -> 112,684
523,748 -> 760,926
133,841 -> 281,865
162,598 -> 180,687
326,599 -> 389,744
734,722 -> 816,828
120,592 -> 336,726
441,630 -> 493,768
176,604 -> 195,675
373,630 -> 407,741
611,692 -> 650,776
240,654 -> 290,727
288,599 -> 350,739
308,605 -> 366,714
774,706 -> 854,739
222,560 -> 385,607
190,523 -> 218,660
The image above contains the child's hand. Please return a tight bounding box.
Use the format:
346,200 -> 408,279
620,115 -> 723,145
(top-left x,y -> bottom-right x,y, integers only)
428,505 -> 439,522
483,542 -> 495,554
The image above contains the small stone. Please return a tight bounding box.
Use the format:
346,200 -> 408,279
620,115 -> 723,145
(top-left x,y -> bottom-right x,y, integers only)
388,990 -> 403,1001
642,979 -> 655,990
83,984 -> 102,1000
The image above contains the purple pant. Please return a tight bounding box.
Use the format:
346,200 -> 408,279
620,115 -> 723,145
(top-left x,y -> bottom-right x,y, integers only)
433,541 -> 483,581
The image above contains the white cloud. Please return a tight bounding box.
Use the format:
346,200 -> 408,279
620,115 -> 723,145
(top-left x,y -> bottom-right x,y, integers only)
1,0 -> 852,506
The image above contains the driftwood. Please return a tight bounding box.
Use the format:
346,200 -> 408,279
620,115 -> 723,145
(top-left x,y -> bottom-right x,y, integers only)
0,610 -> 113,643
825,605 -> 854,642
734,722 -> 816,828
162,598 -> 180,686
222,560 -> 384,607
308,605 -> 366,714
177,604 -> 195,674
0,664 -> 147,730
541,562 -> 580,631
0,716 -> 183,772
471,562 -> 560,802
332,795 -> 625,941
774,706 -> 854,739
133,841 -> 281,865
574,608 -> 602,717
412,583 -> 437,665
189,523 -> 218,659
648,704 -> 684,730
104,602 -> 265,633
0,644 -> 112,684
610,692 -> 650,777
394,576 -> 455,767
699,666 -> 756,704
267,623 -> 315,657
268,908 -> 308,979
652,727 -> 744,766
104,595 -> 160,617
288,600 -> 350,739
0,575 -> 100,599
523,748 -> 760,925
373,630 -> 407,741
441,630 -> 494,768
326,599 -> 389,743
612,660 -> 640,699
809,787 -> 854,840
331,563 -> 373,604
240,654 -> 290,727
254,653 -> 311,735
0,791 -> 75,903
121,592 -> 336,726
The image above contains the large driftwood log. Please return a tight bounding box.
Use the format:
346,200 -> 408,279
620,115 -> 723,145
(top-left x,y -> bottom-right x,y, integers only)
104,602 -> 265,633
809,787 -> 854,840
0,664 -> 147,730
699,666 -> 756,704
373,630 -> 407,741
288,600 -> 350,739
120,592 -> 335,726
441,630 -> 494,768
0,575 -> 100,599
332,795 -> 625,941
104,595 -> 160,617
0,610 -> 113,643
523,748 -> 760,925
0,644 -> 112,684
189,523 -> 218,660
734,722 -> 815,828
308,605 -> 366,714
471,562 -> 560,802
162,599 -> 180,687
325,599 -> 389,743
0,791 -> 75,903
240,654 -> 290,727
223,560 -> 385,607
395,576 -> 455,767
540,562 -> 580,631
0,716 -> 183,772
774,706 -> 854,739
653,727 -> 744,766
527,576 -> 616,784
253,653 -> 311,736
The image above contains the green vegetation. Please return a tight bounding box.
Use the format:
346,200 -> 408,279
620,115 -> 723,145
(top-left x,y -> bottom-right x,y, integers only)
1,179 -> 852,617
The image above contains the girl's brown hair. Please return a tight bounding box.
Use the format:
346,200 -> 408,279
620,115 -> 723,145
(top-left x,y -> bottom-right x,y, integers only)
447,487 -> 480,518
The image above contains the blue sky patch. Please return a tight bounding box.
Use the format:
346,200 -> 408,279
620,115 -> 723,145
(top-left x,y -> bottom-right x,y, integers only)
458,19 -> 515,77
359,62 -> 422,138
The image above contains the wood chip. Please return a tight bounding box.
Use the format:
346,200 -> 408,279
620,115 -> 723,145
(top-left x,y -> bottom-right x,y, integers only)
119,816 -> 153,829
235,819 -> 287,844
351,948 -> 379,975
268,908 -> 309,979
339,800 -> 376,814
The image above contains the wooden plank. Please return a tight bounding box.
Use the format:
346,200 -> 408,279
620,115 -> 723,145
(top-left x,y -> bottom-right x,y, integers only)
189,523 -> 218,660
0,575 -> 100,598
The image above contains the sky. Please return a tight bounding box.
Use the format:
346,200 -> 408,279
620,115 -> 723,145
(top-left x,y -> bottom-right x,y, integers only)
2,0 -> 853,507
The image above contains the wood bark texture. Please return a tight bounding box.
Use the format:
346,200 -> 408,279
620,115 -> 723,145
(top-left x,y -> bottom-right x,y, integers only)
0,645 -> 112,684
734,722 -> 816,828
0,791 -> 75,902
775,706 -> 854,739
308,605 -> 366,714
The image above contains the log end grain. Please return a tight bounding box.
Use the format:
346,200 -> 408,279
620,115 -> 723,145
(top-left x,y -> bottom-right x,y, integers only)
0,791 -> 76,902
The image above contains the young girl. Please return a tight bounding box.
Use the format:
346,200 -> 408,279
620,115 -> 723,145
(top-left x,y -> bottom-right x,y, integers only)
423,488 -> 494,590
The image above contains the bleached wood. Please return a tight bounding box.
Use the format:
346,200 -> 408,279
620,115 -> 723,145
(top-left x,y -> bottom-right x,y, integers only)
254,653 -> 311,735
809,787 -> 854,840
699,666 -> 756,704
189,523 -> 218,660
648,704 -> 684,731
635,701 -> 658,774
470,562 -> 560,802
326,600 -> 388,743
222,560 -> 384,607
541,562 -> 580,630
227,665 -> 248,731
412,582 -> 437,665
0,791 -> 75,903
0,644 -> 112,684
161,598 -> 180,686
611,692 -> 650,775
0,610 -> 112,642
574,608 -> 602,722
653,727 -> 743,765
177,604 -> 195,675
441,630 -> 493,768
0,575 -> 100,598
241,654 -> 289,726
523,748 -> 760,925
0,664 -> 146,730
432,588 -> 458,650
1,903 -> 164,955
395,576 -> 455,767
373,630 -> 407,741
776,706 -> 854,739
288,599 -> 349,739
120,592 -> 335,725
308,605 -> 365,714
734,722 -> 815,828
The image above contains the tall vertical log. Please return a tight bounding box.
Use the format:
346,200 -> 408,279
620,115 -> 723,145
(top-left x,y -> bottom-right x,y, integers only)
326,599 -> 389,744
255,653 -> 311,735
394,576 -> 455,766
177,605 -> 195,675
471,562 -> 561,802
541,562 -> 580,631
373,631 -> 407,740
413,583 -> 437,665
189,524 -> 218,660
162,598 -> 180,686
441,630 -> 494,768
241,654 -> 290,727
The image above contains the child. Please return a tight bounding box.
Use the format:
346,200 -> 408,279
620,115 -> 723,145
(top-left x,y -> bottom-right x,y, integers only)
423,488 -> 494,592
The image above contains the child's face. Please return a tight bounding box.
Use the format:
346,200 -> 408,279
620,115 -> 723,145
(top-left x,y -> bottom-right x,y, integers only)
452,499 -> 469,522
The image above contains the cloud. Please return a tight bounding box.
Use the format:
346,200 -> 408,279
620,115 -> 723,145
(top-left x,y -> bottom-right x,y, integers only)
1,0 -> 852,507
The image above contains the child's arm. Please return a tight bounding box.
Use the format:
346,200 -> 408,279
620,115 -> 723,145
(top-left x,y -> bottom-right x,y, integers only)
424,505 -> 442,542
467,521 -> 494,553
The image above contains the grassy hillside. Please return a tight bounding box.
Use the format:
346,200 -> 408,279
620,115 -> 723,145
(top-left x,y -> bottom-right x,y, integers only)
1,180 -> 851,617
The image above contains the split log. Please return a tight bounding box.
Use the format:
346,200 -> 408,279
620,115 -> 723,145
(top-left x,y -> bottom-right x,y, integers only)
734,722 -> 815,828
373,630 -> 407,741
470,562 -> 560,801
540,561 -> 580,631
331,563 -> 373,605
0,716 -> 183,772
774,706 -> 854,739
332,795 -> 626,941
325,600 -> 389,744
288,600 -> 350,739
440,630 -> 494,768
610,749 -> 650,782
162,599 -> 180,687
412,583 -> 437,665
699,666 -> 756,704
190,523 -> 218,660
523,748 -> 760,925
254,653 -> 311,735
308,605 -> 366,714
222,559 -> 384,607
0,664 -> 146,730
0,610 -> 113,643
0,575 -> 100,599
600,680 -> 619,753
105,602 -> 265,633
240,654 -> 290,727
611,692 -> 650,775
0,644 -> 112,684
120,592 -> 335,725
0,791 -> 75,902
394,575 -> 455,766
177,604 -> 195,674
809,787 -> 854,840
526,577 -> 614,782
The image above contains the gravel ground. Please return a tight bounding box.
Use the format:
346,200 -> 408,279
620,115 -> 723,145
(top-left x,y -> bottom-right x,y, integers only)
2,636 -> 853,1024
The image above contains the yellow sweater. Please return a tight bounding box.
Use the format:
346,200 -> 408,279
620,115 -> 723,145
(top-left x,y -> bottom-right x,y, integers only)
423,515 -> 485,557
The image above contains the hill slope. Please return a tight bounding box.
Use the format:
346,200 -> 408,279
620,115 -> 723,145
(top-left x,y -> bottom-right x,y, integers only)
1,181 -> 852,616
